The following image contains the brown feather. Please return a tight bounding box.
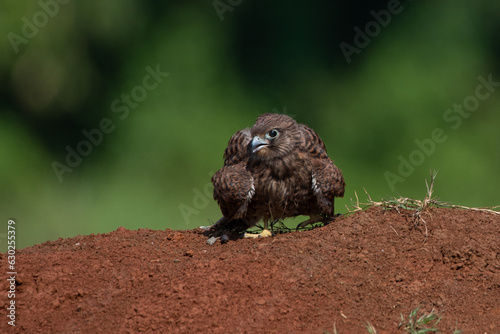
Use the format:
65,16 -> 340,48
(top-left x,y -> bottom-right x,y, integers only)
210,113 -> 345,237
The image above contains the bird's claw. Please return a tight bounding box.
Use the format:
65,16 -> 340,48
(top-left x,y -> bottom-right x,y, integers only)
296,214 -> 342,231
243,229 -> 273,239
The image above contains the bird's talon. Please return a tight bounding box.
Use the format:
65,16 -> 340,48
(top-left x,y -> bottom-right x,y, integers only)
259,229 -> 272,238
243,229 -> 272,239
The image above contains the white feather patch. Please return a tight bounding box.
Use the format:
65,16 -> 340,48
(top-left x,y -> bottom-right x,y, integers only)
311,173 -> 321,195
247,177 -> 255,200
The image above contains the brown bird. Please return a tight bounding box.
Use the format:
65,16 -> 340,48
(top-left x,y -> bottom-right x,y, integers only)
209,113 -> 345,240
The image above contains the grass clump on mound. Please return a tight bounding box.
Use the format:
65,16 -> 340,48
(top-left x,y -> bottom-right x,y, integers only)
347,170 -> 499,240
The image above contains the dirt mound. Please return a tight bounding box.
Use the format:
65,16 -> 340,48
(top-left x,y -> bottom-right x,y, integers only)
1,207 -> 499,333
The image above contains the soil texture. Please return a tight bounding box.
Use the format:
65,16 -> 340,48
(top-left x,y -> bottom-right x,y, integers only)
1,207 -> 499,333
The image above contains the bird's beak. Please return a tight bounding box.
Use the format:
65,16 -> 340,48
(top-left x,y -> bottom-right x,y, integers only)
251,136 -> 269,153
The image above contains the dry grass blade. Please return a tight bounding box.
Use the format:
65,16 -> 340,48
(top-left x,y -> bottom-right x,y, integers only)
445,204 -> 500,215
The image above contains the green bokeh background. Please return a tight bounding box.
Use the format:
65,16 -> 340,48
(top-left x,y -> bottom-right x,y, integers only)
1,1 -> 499,251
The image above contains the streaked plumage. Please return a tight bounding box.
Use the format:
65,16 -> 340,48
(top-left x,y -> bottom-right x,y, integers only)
209,113 -> 345,239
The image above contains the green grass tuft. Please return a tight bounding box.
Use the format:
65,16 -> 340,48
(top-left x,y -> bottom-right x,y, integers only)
399,306 -> 441,334
365,321 -> 377,334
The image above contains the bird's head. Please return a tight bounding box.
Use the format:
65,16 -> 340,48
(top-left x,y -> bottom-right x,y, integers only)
248,114 -> 301,160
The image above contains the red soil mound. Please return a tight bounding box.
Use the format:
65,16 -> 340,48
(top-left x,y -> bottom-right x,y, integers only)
1,207 -> 499,333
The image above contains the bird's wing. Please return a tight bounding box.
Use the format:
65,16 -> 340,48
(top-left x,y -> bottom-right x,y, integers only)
299,124 -> 328,159
223,128 -> 251,166
212,164 -> 255,220
300,124 -> 345,215
311,159 -> 345,213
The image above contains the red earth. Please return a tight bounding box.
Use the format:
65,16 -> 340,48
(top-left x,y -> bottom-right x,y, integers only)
1,207 -> 499,333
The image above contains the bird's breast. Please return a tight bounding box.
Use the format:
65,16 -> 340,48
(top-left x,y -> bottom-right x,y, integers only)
249,163 -> 316,219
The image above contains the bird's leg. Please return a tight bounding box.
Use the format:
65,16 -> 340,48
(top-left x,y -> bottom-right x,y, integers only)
296,214 -> 331,230
297,200 -> 342,230
243,219 -> 272,238
270,219 -> 285,233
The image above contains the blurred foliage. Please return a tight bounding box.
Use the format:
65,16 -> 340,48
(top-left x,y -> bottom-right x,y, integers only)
1,0 -> 499,250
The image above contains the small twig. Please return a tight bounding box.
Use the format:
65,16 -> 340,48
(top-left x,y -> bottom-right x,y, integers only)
389,225 -> 400,237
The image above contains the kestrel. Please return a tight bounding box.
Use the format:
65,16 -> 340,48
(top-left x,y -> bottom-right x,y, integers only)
209,113 -> 345,241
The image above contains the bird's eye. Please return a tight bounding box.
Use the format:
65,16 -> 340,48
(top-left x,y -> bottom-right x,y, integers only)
266,129 -> 279,140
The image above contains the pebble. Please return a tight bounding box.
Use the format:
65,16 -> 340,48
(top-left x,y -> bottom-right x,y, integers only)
207,237 -> 218,245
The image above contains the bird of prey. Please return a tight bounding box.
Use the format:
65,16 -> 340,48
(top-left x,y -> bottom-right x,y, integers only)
209,113 -> 345,240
